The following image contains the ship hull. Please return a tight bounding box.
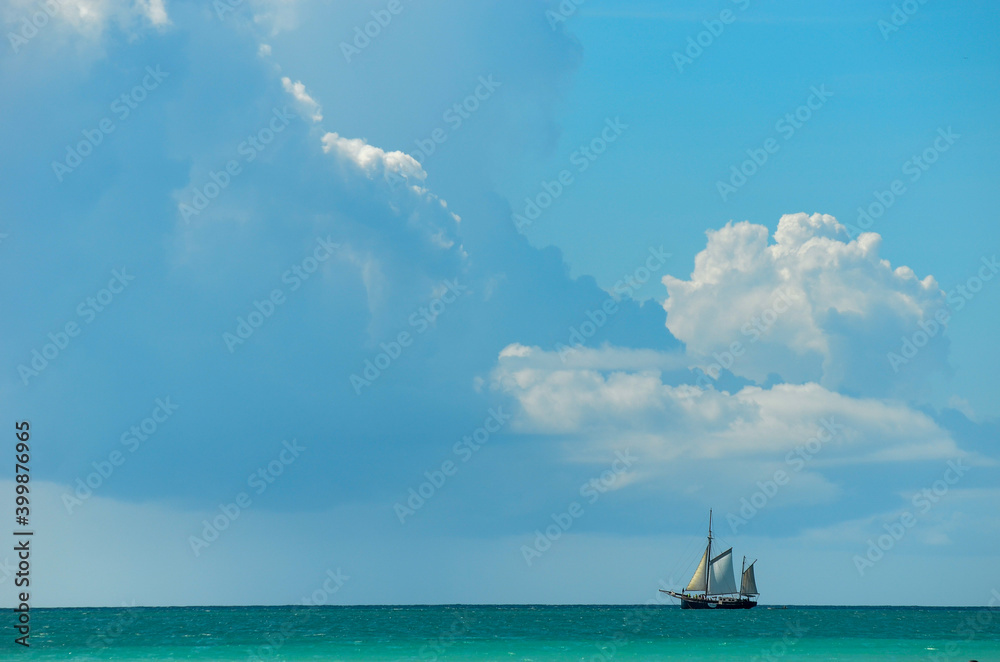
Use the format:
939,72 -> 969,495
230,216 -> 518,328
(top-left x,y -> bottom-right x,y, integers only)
661,590 -> 757,610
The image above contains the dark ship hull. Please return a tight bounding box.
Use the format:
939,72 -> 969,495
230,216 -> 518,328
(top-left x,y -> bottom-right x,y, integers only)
662,590 -> 757,610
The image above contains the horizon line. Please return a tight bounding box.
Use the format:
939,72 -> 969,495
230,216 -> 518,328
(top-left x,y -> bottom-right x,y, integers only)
20,603 -> 1000,610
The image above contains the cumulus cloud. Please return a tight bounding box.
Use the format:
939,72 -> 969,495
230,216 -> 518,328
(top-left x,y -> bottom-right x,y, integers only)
321,132 -> 427,184
319,131 -> 461,250
493,344 -> 957,460
663,213 -> 949,396
281,76 -> 322,122
490,343 -> 968,505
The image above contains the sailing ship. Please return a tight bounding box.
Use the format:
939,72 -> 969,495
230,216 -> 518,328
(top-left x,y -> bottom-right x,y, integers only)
660,509 -> 759,609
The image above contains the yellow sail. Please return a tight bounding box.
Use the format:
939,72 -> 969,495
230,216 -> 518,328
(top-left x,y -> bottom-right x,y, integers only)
685,545 -> 710,592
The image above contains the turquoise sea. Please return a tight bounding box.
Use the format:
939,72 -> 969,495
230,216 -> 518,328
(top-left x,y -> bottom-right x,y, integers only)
4,605 -> 999,661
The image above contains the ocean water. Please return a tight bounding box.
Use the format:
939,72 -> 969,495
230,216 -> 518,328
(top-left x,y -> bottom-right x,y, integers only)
3,605 -> 999,661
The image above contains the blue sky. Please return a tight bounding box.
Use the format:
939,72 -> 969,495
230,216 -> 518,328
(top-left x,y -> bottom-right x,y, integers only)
1,0 -> 998,607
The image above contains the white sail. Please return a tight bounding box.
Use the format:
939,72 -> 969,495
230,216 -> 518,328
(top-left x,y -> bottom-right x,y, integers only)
741,562 -> 758,595
685,545 -> 710,592
707,548 -> 738,595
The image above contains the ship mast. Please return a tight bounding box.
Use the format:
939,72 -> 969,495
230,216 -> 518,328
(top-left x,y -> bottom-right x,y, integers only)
706,509 -> 712,596
740,555 -> 746,600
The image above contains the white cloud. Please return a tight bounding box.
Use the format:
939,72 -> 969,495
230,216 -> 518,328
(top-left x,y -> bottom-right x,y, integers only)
281,76 -> 322,123
662,213 -> 948,396
493,344 -> 959,459
321,132 -> 427,183
486,213 -> 985,520
319,130 -> 462,237
490,344 -> 968,504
